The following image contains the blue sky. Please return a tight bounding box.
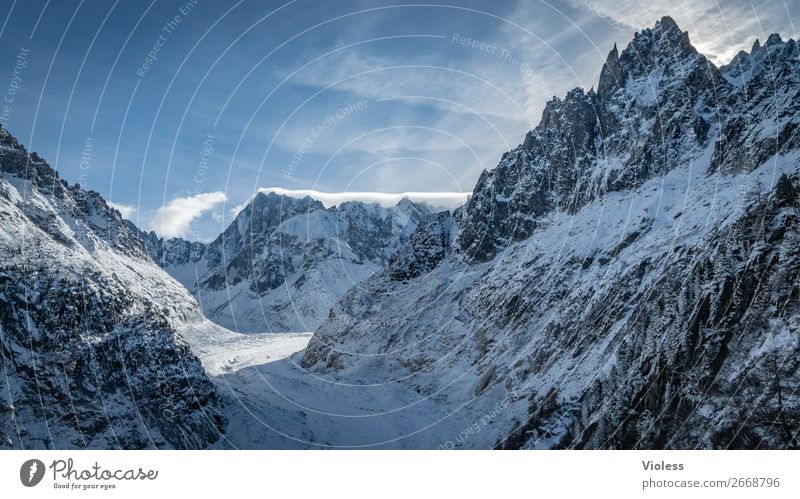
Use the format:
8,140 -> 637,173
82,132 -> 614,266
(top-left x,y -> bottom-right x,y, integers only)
0,0 -> 797,240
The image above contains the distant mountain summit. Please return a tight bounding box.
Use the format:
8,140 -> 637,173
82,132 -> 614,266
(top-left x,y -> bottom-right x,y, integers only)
143,191 -> 432,332
303,17 -> 800,449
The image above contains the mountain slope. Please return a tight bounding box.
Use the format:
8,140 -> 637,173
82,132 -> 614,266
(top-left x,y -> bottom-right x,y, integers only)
146,194 -> 430,332
0,126 -> 225,449
302,18 -> 800,449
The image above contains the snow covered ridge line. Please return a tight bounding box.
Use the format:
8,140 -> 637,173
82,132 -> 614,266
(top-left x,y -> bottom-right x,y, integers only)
230,187 -> 470,214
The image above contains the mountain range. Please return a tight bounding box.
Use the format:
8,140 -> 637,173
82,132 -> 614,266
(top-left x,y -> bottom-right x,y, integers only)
1,16 -> 798,449
139,193 -> 431,332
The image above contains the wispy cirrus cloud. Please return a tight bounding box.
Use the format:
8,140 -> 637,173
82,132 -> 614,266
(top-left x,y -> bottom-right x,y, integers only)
275,42 -> 548,195
148,192 -> 228,238
287,45 -> 543,126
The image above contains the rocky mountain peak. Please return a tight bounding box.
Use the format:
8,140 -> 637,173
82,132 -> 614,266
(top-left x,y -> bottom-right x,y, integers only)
641,15 -> 688,47
395,196 -> 416,208
209,191 -> 324,262
597,42 -> 623,99
766,32 -> 783,47
654,14 -> 680,34
0,125 -> 62,191
721,32 -> 795,87
457,16 -> 795,263
249,190 -> 324,218
713,31 -> 799,173
617,15 -> 701,83
0,125 -> 149,260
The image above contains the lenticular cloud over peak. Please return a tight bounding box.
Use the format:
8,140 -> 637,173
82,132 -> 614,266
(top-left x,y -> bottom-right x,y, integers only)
229,187 -> 470,216
257,187 -> 470,207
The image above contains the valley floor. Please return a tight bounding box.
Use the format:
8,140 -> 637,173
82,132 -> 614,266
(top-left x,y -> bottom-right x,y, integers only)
180,322 -> 495,449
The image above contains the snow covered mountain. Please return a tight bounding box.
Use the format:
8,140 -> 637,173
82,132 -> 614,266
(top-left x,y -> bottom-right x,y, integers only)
0,126 -> 225,449
3,16 -> 797,451
144,193 -> 430,332
302,17 -> 800,449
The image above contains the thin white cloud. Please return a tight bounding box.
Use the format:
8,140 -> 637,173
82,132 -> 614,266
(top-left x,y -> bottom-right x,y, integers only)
149,191 -> 228,238
288,48 -> 540,128
275,44 -> 542,196
230,187 -> 470,217
107,201 -> 136,219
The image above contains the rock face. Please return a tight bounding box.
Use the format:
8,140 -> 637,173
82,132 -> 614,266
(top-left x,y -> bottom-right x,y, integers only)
145,193 -> 431,332
714,33 -> 800,174
460,16 -> 726,262
388,211 -> 454,282
137,231 -> 209,288
0,126 -> 225,449
303,18 -> 800,449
